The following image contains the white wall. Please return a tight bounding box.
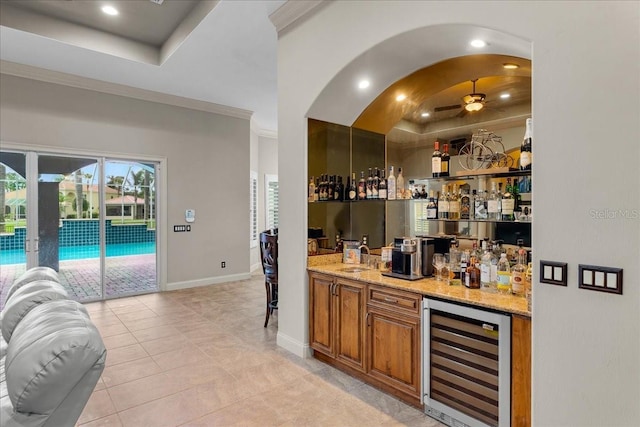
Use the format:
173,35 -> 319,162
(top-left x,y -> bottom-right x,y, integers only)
1,74 -> 252,288
249,127 -> 278,272
276,2 -> 639,426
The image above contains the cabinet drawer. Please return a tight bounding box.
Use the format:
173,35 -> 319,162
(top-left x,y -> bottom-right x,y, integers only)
368,285 -> 421,316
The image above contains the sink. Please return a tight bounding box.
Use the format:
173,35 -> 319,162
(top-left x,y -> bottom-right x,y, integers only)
338,267 -> 368,273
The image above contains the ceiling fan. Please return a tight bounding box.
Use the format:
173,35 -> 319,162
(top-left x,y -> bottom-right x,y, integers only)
434,79 -> 487,117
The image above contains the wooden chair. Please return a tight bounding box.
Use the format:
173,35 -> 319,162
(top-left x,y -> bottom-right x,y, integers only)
260,230 -> 278,327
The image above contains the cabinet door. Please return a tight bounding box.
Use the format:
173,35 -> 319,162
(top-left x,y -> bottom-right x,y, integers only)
335,278 -> 366,372
367,309 -> 421,397
309,273 -> 334,355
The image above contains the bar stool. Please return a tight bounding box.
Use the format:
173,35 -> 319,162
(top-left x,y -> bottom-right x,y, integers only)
260,229 -> 278,327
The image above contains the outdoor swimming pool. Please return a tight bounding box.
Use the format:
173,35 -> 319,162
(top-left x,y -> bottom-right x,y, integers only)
0,241 -> 156,265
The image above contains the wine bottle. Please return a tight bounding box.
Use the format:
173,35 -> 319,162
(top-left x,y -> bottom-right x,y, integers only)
432,141 -> 442,178
372,167 -> 380,199
396,167 -> 405,199
378,169 -> 387,200
313,177 -> 319,202
440,143 -> 450,177
387,166 -> 396,200
335,175 -> 344,201
366,168 -> 373,199
348,172 -> 357,201
358,171 -> 367,200
327,175 -> 335,200
501,178 -> 515,221
438,184 -> 449,219
520,118 -> 532,170
308,176 -> 315,202
448,184 -> 460,220
426,190 -> 438,219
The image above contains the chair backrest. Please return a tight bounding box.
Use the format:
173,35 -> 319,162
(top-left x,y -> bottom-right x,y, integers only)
260,230 -> 278,280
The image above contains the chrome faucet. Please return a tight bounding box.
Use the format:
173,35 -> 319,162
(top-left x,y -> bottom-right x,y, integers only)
358,244 -> 371,268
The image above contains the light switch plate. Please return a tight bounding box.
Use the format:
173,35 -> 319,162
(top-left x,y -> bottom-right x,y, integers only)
539,260 -> 568,286
579,264 -> 623,294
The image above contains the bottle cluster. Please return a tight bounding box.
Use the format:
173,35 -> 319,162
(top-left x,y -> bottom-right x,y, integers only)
444,239 -> 531,297
419,177 -> 530,222
308,165 -> 412,202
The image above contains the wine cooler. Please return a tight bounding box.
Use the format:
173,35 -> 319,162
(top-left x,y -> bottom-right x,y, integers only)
423,298 -> 511,427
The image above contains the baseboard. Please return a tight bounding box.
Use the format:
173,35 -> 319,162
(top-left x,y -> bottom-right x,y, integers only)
277,332 -> 313,359
166,272 -> 251,291
250,262 -> 263,273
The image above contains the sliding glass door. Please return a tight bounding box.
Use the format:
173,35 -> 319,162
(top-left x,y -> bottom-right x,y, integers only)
0,150 -> 158,306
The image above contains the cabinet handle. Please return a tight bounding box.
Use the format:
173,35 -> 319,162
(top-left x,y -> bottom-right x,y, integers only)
384,297 -> 398,303
366,312 -> 371,326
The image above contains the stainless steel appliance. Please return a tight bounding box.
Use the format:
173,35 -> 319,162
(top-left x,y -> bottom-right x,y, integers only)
423,298 -> 511,427
420,238 -> 435,277
382,237 -> 422,281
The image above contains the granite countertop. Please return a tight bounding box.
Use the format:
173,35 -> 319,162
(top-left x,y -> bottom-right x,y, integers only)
307,262 -> 531,317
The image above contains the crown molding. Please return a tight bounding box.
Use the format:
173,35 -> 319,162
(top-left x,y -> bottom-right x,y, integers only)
0,60 -> 253,121
268,0 -> 328,36
250,118 -> 278,139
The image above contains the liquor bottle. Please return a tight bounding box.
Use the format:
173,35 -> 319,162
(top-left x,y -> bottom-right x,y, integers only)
501,178 -> 515,221
372,168 -> 380,199
327,175 -> 335,200
387,166 -> 396,200
511,248 -> 527,296
465,254 -> 481,289
358,171 -> 367,200
335,175 -> 344,201
449,240 -> 461,280
432,141 -> 442,178
520,118 -> 532,170
438,184 -> 449,219
497,182 -> 503,218
460,189 -> 471,220
308,177 -> 315,202
481,241 -> 497,292
378,169 -> 387,200
420,185 -> 427,199
348,172 -> 357,201
460,249 -> 469,284
426,190 -> 438,219
496,253 -> 511,294
487,182 -> 500,220
473,189 -> 487,219
397,167 -> 405,199
313,177 -> 319,202
366,168 -> 373,199
440,143 -> 450,177
448,184 -> 460,220
512,178 -> 521,213
318,175 -> 325,201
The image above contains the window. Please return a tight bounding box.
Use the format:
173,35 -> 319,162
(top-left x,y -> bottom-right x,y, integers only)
265,174 -> 278,230
250,171 -> 258,248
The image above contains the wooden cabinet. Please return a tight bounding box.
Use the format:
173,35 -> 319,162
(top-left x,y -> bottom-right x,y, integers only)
309,272 -> 421,407
309,273 -> 366,372
367,285 -> 422,404
511,315 -> 532,427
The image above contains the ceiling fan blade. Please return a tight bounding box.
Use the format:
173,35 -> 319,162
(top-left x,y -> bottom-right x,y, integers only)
456,108 -> 469,118
434,104 -> 462,112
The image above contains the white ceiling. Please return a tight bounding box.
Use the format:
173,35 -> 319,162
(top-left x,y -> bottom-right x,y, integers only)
0,0 -> 285,132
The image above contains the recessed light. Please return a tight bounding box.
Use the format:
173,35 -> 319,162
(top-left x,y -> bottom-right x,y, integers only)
500,93 -> 511,99
421,112 -> 430,118
396,94 -> 407,102
358,80 -> 370,89
470,39 -> 486,48
101,5 -> 119,16
503,63 -> 519,69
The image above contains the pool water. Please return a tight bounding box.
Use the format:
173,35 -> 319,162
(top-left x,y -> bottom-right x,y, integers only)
0,242 -> 156,265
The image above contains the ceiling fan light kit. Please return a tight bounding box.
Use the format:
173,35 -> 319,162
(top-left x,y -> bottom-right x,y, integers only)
465,102 -> 484,112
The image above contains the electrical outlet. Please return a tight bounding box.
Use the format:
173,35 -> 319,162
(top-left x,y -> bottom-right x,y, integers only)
221,261 -> 226,268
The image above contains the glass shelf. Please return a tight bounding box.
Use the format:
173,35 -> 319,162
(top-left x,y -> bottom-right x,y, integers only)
417,169 -> 531,182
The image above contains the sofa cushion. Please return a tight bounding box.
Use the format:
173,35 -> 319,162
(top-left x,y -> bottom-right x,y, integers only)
5,299 -> 106,418
5,267 -> 59,303
0,280 -> 69,343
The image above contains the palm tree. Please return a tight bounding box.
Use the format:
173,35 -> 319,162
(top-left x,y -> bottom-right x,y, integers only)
74,171 -> 83,218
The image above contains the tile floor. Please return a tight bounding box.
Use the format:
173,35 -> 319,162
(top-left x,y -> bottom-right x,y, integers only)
77,272 -> 443,427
